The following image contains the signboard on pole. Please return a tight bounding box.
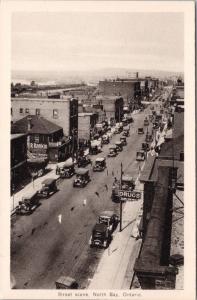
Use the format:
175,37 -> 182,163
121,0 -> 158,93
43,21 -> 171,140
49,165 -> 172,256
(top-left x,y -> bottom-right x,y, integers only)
118,190 -> 141,201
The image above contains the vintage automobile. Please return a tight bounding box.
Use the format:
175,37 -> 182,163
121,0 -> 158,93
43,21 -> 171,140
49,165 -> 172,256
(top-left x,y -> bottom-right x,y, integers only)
127,116 -> 134,124
122,117 -> 128,126
121,175 -> 135,191
120,136 -> 127,146
138,128 -> 144,134
93,157 -> 106,172
111,174 -> 135,202
38,178 -> 58,198
122,126 -> 130,137
77,155 -> 91,168
142,142 -> 150,152
108,145 -> 118,157
93,133 -> 100,140
55,276 -> 79,289
15,191 -> 40,215
145,134 -> 153,143
136,150 -> 146,161
114,122 -> 123,134
98,211 -> 119,233
90,140 -> 102,155
56,161 -> 75,178
89,223 -> 112,249
102,134 -> 110,144
144,118 -> 149,126
115,141 -> 123,152
73,168 -> 90,187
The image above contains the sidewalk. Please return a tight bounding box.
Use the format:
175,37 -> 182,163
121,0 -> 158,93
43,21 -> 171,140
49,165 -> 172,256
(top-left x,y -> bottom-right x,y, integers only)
10,157 -> 73,214
88,181 -> 143,290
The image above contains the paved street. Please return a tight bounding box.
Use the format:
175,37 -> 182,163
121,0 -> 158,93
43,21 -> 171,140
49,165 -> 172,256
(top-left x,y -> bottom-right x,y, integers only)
11,107 -> 152,289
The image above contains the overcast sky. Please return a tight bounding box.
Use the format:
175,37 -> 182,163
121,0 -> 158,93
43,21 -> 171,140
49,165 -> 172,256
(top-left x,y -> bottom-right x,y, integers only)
12,12 -> 184,72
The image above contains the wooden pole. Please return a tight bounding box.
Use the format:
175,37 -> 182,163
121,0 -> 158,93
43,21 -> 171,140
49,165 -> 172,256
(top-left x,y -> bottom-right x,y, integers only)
119,163 -> 123,232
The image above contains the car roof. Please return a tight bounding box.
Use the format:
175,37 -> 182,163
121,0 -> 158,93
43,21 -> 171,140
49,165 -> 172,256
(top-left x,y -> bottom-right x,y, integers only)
75,168 -> 89,175
42,178 -> 56,185
122,175 -> 133,182
137,150 -> 145,154
22,190 -> 38,199
110,145 -> 116,149
93,223 -> 107,232
58,161 -> 74,167
96,157 -> 105,162
56,276 -> 77,286
115,141 -> 122,145
99,210 -> 115,218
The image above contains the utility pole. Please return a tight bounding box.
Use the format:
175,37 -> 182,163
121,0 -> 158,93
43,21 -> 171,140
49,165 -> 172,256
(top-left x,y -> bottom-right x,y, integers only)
72,129 -> 75,163
119,162 -> 123,232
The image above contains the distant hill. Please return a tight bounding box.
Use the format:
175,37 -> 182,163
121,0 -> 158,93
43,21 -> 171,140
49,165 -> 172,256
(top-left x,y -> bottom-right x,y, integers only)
12,68 -> 184,85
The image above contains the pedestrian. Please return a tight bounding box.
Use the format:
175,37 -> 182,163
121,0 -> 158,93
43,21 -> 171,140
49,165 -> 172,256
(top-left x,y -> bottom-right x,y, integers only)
112,170 -> 114,177
83,199 -> 87,206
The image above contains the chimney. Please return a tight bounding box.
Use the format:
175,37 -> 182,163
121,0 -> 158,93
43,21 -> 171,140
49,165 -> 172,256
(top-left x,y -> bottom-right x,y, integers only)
27,116 -> 32,132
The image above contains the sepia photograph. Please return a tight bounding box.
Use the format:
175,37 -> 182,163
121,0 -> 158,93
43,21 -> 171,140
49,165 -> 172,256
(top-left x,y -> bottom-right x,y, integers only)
0,1 -> 195,299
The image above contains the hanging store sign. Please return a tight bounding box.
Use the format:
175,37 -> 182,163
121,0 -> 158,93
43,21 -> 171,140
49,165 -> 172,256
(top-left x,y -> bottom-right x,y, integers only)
118,190 -> 141,201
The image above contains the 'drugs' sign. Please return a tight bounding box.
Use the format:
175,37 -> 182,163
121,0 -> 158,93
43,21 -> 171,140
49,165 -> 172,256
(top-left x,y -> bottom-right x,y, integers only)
118,190 -> 141,201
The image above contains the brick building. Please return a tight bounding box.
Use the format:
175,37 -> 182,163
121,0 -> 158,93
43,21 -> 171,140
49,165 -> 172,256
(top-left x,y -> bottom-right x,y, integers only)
11,96 -> 78,138
11,115 -> 71,162
78,112 -> 98,145
11,133 -> 28,192
93,95 -> 124,124
98,79 -> 141,103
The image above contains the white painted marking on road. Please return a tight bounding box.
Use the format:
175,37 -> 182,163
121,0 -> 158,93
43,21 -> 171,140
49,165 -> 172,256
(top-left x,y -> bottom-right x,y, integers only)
58,214 -> 62,224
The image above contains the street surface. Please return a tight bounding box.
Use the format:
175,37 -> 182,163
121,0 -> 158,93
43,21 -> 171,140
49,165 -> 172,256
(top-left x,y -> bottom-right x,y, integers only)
11,106 -> 154,289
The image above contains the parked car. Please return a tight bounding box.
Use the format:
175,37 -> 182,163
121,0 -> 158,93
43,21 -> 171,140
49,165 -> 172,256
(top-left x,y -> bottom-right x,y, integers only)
120,136 -> 127,146
138,128 -> 144,134
142,142 -> 150,152
123,126 -> 130,137
89,223 -> 112,249
15,191 -> 40,215
115,141 -> 123,152
56,161 -> 75,178
136,150 -> 146,161
93,157 -> 106,172
108,145 -> 118,157
38,178 -> 57,198
145,134 -> 153,143
55,276 -> 78,289
102,134 -> 110,144
90,140 -> 102,155
78,155 -> 91,168
121,175 -> 135,191
73,168 -> 90,188
98,211 -> 119,233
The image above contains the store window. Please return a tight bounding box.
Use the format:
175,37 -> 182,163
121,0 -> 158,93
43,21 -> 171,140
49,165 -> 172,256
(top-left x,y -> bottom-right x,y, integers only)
53,109 -> 58,119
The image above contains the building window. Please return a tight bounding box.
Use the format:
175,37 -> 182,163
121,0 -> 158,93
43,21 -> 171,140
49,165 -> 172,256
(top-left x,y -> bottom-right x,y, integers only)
19,108 -> 23,114
25,108 -> 29,114
53,109 -> 58,119
36,109 -> 40,115
11,108 -> 12,116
